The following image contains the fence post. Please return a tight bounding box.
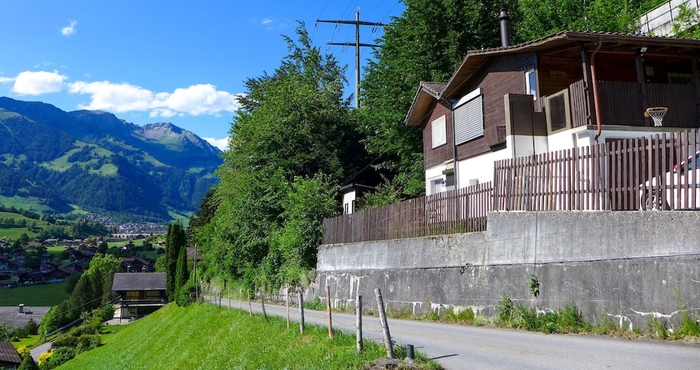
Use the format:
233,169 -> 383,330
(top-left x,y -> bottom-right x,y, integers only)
326,285 -> 333,339
374,288 -> 394,358
356,294 -> 363,352
286,286 -> 290,329
298,292 -> 305,334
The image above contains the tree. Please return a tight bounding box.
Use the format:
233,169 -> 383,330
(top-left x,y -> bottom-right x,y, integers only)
165,221 -> 186,301
358,0 -> 519,196
206,22 -> 360,288
18,354 -> 40,370
672,2 -> 700,38
174,244 -> 189,304
515,0 -> 664,41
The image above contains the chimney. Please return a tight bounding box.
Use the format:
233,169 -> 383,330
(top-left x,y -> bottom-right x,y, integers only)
500,9 -> 511,47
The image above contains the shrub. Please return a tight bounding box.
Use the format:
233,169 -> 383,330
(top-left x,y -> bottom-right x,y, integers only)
41,347 -> 75,369
176,280 -> 199,307
53,334 -> 79,347
496,295 -> 515,325
18,354 -> 40,370
17,345 -> 30,359
24,318 -> 38,336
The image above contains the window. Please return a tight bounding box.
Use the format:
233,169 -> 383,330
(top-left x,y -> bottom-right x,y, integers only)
125,291 -> 139,299
429,177 -> 445,194
146,291 -> 160,298
525,69 -> 537,99
545,89 -> 571,134
431,115 -> 446,148
454,88 -> 484,145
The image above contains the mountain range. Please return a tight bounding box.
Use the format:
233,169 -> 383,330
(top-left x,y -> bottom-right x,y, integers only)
0,97 -> 223,222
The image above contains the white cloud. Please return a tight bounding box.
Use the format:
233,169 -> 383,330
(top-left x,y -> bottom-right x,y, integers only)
262,18 -> 273,25
151,84 -> 239,116
61,20 -> 77,36
0,77 -> 14,84
203,137 -> 229,151
67,80 -> 240,117
12,71 -> 66,95
68,81 -> 154,112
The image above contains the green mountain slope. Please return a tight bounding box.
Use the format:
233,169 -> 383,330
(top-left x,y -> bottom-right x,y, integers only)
0,97 -> 222,222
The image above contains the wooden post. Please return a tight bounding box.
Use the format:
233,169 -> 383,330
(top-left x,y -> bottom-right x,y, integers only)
286,286 -> 290,329
356,294 -> 363,352
248,290 -> 252,317
326,285 -> 333,339
239,288 -> 242,310
298,292 -> 305,334
228,286 -> 231,309
261,290 -> 268,322
375,288 -> 394,358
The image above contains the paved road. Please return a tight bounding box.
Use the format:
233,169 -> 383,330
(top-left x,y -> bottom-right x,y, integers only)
205,295 -> 700,370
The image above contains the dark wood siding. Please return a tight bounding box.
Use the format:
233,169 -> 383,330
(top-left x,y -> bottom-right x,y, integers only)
452,53 -> 537,161
424,101 -> 454,169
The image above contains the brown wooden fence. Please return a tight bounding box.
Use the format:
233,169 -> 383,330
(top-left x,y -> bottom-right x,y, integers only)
322,183 -> 492,244
323,129 -> 700,244
495,129 -> 700,211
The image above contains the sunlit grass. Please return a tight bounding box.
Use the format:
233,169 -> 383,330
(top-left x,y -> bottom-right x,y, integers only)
58,303 -> 433,370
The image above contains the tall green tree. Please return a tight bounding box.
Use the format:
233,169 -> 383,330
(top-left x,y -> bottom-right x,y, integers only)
516,0 -> 666,41
206,22 -> 359,288
358,0 -> 519,196
174,244 -> 189,303
165,221 -> 186,301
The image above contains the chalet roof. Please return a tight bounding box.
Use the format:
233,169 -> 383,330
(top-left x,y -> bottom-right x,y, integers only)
405,82 -> 447,127
112,272 -> 166,291
406,30 -> 700,126
443,30 -> 700,98
0,341 -> 21,365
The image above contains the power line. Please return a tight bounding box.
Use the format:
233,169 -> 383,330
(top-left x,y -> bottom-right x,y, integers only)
317,11 -> 384,108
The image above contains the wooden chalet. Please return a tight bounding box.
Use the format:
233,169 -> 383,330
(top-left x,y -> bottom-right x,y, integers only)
406,29 -> 700,194
111,272 -> 167,320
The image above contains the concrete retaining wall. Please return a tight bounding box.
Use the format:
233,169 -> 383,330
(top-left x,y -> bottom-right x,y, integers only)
313,211 -> 700,329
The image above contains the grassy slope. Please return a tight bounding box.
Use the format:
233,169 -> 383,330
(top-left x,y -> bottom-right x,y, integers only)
0,282 -> 69,306
0,211 -> 53,239
59,303 -> 392,370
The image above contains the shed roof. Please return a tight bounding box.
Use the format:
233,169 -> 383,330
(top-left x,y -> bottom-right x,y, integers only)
112,273 -> 166,291
0,341 -> 22,365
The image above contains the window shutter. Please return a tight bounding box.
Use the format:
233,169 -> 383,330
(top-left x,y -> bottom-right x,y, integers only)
454,95 -> 483,145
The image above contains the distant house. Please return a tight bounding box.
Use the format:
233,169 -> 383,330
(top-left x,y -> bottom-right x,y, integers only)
111,272 -> 167,320
27,242 -> 42,249
48,268 -> 70,280
18,271 -> 45,284
41,253 -> 54,263
0,341 -> 22,369
121,257 -> 153,273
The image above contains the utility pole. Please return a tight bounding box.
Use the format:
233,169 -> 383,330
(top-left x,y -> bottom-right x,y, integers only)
317,11 -> 384,108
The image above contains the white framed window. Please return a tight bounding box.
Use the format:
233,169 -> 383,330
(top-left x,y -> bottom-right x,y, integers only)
429,177 -> 445,195
525,69 -> 537,99
454,88 -> 484,145
431,115 -> 446,148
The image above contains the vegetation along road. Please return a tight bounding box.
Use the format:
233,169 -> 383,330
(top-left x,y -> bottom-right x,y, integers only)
205,296 -> 700,369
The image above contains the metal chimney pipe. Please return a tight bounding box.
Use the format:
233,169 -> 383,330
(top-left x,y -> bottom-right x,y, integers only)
500,9 -> 511,47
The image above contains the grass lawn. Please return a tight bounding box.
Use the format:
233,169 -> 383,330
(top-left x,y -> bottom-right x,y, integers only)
0,282 -> 69,306
12,334 -> 43,350
58,303 -> 439,370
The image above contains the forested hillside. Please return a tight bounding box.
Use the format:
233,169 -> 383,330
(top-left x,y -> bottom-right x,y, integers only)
0,98 -> 222,222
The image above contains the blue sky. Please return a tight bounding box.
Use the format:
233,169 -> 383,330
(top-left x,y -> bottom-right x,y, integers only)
0,1 -> 404,150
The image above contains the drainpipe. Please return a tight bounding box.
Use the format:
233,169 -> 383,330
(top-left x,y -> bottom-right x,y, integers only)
591,38 -> 603,142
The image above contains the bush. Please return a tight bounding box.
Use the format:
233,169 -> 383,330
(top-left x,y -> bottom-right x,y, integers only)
40,347 -> 75,369
176,280 -> 199,307
17,345 -> 30,359
53,334 -> 79,347
91,305 -> 116,325
18,354 -> 40,370
76,334 -> 100,353
25,318 -> 38,336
